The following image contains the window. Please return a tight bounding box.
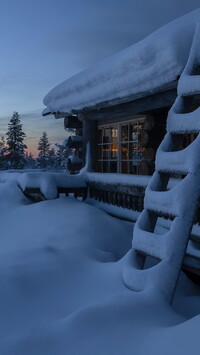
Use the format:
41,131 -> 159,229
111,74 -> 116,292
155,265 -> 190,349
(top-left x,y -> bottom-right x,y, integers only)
97,125 -> 118,172
97,116 -> 154,175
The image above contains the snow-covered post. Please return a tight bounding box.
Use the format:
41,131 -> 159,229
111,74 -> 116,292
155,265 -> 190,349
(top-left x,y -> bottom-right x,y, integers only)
80,114 -> 98,172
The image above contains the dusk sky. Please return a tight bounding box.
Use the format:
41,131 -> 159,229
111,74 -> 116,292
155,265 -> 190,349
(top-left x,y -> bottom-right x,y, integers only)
0,0 -> 199,156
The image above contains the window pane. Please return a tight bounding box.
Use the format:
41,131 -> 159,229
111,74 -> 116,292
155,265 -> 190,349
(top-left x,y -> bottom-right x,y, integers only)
103,161 -> 109,172
129,162 -> 138,174
121,161 -> 128,173
110,143 -> 118,159
110,161 -> 117,173
129,144 -> 145,166
98,145 -> 102,160
121,143 -> 128,159
103,128 -> 110,143
130,123 -> 138,141
121,125 -> 128,142
111,127 -> 118,143
102,145 -> 109,159
98,129 -> 103,144
96,161 -> 103,172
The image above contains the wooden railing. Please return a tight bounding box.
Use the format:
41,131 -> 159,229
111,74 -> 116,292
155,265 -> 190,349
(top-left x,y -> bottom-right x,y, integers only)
23,186 -> 87,202
87,181 -> 145,212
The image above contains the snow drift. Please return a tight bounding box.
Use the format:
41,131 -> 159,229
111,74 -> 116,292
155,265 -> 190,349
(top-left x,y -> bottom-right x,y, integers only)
0,175 -> 200,354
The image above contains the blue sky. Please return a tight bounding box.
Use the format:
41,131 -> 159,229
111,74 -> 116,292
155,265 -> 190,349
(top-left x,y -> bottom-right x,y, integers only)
0,0 -> 199,155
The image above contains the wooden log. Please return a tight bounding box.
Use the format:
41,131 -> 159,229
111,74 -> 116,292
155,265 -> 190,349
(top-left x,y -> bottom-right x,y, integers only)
138,131 -> 149,145
74,87 -> 177,122
67,156 -> 82,172
67,135 -> 83,148
64,116 -> 82,129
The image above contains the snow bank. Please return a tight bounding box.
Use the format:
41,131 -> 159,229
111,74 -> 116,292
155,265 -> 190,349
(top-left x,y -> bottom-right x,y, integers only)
0,180 -> 200,354
43,9 -> 200,115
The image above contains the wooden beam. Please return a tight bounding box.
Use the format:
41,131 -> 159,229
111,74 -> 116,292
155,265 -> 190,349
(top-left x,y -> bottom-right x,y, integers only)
64,116 -> 82,129
67,135 -> 83,148
77,88 -> 177,122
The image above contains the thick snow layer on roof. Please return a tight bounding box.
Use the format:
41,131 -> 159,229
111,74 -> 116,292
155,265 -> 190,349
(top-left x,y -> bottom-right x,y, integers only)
43,9 -> 200,115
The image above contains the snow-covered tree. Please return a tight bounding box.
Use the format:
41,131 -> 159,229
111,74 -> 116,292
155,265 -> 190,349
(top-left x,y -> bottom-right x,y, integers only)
37,132 -> 50,169
0,136 -> 7,170
25,152 -> 36,168
47,147 -> 57,169
55,142 -> 70,169
6,112 -> 27,169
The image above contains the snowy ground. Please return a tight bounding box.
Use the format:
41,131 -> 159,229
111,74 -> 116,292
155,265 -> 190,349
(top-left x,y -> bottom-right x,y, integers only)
0,176 -> 200,354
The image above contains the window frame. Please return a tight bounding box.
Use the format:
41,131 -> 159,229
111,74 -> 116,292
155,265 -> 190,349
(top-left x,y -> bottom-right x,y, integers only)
97,116 -> 148,174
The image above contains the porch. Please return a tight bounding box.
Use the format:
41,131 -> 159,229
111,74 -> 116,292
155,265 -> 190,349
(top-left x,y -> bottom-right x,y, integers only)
17,170 -> 200,279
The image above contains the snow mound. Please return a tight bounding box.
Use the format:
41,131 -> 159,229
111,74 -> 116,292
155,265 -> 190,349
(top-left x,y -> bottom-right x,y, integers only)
0,180 -> 200,354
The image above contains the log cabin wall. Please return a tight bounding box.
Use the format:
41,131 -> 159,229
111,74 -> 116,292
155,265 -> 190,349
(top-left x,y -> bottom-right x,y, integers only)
64,115 -> 84,174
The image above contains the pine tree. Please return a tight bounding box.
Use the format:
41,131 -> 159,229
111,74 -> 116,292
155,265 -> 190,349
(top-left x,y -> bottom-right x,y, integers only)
37,132 -> 50,169
25,152 -> 36,168
47,147 -> 57,169
6,112 -> 27,169
0,136 -> 7,170
55,142 -> 71,169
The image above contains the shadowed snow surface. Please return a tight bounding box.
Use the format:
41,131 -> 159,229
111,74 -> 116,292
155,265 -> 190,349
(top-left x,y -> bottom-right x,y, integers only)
0,180 -> 200,354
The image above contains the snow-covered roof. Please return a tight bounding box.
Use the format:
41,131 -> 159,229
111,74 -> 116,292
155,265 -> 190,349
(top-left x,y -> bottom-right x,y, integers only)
43,9 -> 200,116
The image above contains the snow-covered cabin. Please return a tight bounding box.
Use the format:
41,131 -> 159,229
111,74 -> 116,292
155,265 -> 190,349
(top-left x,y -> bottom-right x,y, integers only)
42,9 -> 200,207
42,9 -> 200,286
43,9 -> 200,177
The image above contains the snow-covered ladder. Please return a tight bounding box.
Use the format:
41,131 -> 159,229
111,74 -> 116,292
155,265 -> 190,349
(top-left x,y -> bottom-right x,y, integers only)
124,25 -> 200,302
